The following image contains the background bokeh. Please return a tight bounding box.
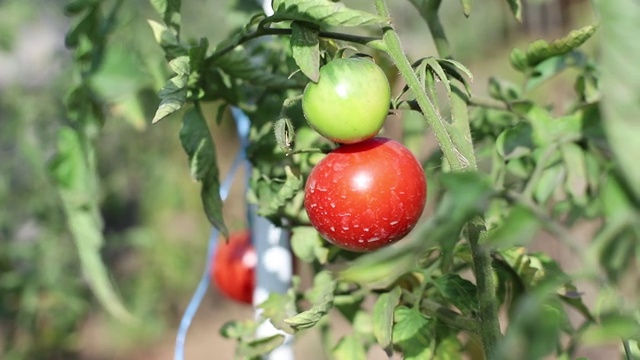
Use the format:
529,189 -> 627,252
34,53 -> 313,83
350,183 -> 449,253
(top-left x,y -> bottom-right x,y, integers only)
0,0 -> 597,359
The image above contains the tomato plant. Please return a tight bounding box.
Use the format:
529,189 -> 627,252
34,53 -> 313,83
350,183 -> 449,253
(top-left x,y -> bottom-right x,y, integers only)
32,0 -> 640,359
302,57 -> 391,144
211,231 -> 256,305
304,138 -> 426,252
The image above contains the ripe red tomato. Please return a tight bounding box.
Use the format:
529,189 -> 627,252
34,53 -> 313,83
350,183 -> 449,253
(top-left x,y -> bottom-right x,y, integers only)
302,57 -> 391,144
304,138 -> 427,252
211,231 -> 256,304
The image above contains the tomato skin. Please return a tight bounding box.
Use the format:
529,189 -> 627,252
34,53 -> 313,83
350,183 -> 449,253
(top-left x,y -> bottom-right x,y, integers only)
211,231 -> 256,304
302,58 -> 391,144
304,138 -> 427,252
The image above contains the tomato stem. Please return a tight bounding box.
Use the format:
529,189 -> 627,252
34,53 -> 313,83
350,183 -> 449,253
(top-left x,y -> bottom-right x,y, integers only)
468,225 -> 501,358
205,26 -> 380,67
408,0 -> 452,59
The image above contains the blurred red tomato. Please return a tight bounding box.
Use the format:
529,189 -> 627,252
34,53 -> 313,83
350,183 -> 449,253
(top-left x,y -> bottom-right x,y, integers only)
211,231 -> 256,304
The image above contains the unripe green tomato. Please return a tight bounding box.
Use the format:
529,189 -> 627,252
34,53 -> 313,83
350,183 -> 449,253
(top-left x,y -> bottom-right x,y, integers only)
302,58 -> 391,144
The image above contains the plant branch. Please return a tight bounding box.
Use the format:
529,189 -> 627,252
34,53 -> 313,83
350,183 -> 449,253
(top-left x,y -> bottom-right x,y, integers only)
468,225 -> 501,358
408,0 -> 452,59
205,26 -> 380,66
374,0 -> 469,171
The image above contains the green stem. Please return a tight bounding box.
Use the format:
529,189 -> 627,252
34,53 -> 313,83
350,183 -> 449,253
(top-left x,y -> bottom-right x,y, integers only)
374,0 -> 468,171
468,225 -> 501,358
408,0 -> 452,59
205,27 -> 379,66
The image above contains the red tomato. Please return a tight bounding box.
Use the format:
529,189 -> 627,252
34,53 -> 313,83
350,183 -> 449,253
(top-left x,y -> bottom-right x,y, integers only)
211,231 -> 256,304
304,138 -> 427,252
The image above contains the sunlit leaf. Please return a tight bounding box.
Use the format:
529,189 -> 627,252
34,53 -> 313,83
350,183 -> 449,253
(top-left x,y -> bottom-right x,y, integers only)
392,306 -> 433,359
291,21 -> 320,82
372,287 -> 402,350
332,334 -> 367,360
271,0 -> 389,27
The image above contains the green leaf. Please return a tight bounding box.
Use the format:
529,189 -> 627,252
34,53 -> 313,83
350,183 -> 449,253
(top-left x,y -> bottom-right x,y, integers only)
392,306 -> 433,360
291,21 -> 320,82
432,274 -> 478,315
495,122 -> 533,160
152,56 -> 189,123
561,143 -> 588,206
290,226 -> 329,264
534,164 -> 564,204
594,0 -> 640,200
271,0 -> 389,27
524,25 -> 596,68
581,313 -> 640,345
237,334 -> 286,358
149,0 -> 181,36
339,245 -> 418,289
484,204 -> 539,247
372,287 -> 402,350
49,127 -> 134,323
524,51 -> 587,91
212,46 -> 300,89
258,292 -> 296,334
488,77 -> 521,102
147,19 -> 186,58
179,107 -> 228,237
509,48 -> 528,72
220,319 -> 258,339
505,0 -> 522,21
332,334 -> 367,360
285,271 -> 335,330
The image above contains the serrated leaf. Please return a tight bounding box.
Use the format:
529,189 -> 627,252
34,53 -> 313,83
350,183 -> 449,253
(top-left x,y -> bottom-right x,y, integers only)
291,21 -> 320,82
179,107 -> 227,237
582,313 -> 640,345
290,226 -> 329,264
332,334 -> 367,360
510,48 -> 528,72
524,25 -> 596,68
220,319 -> 258,339
529,52 -> 588,92
561,143 -> 588,205
152,56 -> 189,123
425,57 -> 451,98
147,19 -> 186,58
433,274 -> 478,315
373,287 -> 402,350
484,205 -> 539,247
505,0 -> 522,22
237,334 -> 286,358
258,292 -> 296,334
439,59 -> 474,95
285,271 -> 335,330
392,306 -> 433,360
339,245 -> 418,289
495,122 -> 533,160
534,164 -> 565,203
271,0 -> 389,27
212,46 -> 300,89
149,0 -> 181,36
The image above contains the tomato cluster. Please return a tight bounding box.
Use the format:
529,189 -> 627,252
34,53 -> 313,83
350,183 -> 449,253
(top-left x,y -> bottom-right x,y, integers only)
302,58 -> 427,252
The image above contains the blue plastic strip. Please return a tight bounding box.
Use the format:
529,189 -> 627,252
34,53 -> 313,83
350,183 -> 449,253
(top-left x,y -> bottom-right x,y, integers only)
174,107 -> 251,360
